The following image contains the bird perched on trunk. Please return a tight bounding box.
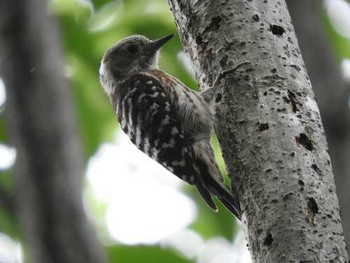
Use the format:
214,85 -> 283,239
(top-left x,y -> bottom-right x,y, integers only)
99,34 -> 241,219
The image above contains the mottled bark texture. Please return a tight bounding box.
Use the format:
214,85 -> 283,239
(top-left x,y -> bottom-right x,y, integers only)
168,0 -> 348,261
287,0 -> 350,251
0,0 -> 106,263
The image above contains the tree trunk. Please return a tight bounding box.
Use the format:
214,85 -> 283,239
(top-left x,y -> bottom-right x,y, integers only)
0,0 -> 106,262
168,0 -> 349,261
287,0 -> 350,251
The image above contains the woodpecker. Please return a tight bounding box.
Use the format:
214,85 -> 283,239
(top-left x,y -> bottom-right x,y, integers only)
99,34 -> 241,219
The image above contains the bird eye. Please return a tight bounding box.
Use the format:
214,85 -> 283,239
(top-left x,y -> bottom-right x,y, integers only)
126,44 -> 140,54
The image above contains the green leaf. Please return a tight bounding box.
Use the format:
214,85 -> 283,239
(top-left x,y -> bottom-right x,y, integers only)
107,244 -> 193,263
55,8 -> 118,157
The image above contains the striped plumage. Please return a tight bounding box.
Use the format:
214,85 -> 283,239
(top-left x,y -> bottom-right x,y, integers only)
99,34 -> 241,219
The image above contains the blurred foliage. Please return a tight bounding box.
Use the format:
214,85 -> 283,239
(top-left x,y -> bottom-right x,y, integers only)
108,244 -> 192,263
321,11 -> 350,60
0,169 -> 19,239
189,189 -> 239,241
84,184 -> 111,241
0,116 -> 6,142
0,207 -> 19,239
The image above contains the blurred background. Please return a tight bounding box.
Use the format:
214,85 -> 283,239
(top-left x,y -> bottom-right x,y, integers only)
0,0 -> 349,262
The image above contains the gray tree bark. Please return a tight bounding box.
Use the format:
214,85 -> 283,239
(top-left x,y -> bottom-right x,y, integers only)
0,0 -> 106,262
287,0 -> 350,251
168,0 -> 349,261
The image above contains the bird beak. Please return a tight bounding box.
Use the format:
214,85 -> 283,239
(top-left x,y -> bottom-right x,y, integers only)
148,34 -> 174,53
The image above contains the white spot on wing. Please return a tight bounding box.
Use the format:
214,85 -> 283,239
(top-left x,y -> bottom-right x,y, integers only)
154,139 -> 160,147
150,92 -> 159,98
171,127 -> 179,135
135,115 -> 142,148
121,101 -> 127,129
150,102 -> 158,111
137,93 -> 147,104
160,116 -> 170,126
144,136 -> 151,153
127,98 -> 133,128
158,115 -> 170,133
151,148 -> 160,159
120,119 -> 127,129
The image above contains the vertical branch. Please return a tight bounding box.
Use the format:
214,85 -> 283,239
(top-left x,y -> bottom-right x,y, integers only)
169,0 -> 348,261
287,0 -> 350,250
0,0 -> 106,262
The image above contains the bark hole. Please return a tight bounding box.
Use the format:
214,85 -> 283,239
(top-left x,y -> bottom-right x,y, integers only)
298,180 -> 304,186
210,16 -> 222,30
252,14 -> 259,22
220,55 -> 228,67
296,133 -> 314,151
307,197 -> 319,223
204,16 -> 222,34
270,24 -> 285,36
264,233 -> 273,246
283,90 -> 298,113
215,93 -> 222,103
282,192 -> 293,201
258,123 -> 269,131
195,36 -> 203,45
311,164 -> 322,176
290,64 -> 301,72
264,168 -> 273,173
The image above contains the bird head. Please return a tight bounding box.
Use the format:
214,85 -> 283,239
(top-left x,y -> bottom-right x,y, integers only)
99,34 -> 174,92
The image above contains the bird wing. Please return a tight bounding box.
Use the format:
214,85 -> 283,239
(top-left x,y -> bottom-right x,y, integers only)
147,69 -> 214,139
114,73 -> 198,181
